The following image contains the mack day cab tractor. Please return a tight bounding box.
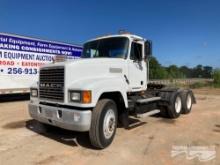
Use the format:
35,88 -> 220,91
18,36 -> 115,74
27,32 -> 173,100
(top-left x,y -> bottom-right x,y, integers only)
28,33 -> 196,149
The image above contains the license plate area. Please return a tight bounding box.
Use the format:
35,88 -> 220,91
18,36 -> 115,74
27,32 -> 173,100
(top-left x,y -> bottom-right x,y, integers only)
44,109 -> 53,118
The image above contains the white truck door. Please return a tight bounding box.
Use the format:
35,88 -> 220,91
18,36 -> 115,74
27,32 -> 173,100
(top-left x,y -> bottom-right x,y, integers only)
128,42 -> 146,91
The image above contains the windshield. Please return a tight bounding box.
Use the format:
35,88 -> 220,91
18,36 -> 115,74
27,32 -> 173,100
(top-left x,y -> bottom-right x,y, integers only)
81,37 -> 129,59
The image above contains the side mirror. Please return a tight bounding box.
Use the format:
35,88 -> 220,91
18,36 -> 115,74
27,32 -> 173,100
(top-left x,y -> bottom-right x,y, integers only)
144,40 -> 152,60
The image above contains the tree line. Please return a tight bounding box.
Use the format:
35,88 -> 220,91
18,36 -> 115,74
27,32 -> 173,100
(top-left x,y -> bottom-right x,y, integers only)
149,56 -> 213,79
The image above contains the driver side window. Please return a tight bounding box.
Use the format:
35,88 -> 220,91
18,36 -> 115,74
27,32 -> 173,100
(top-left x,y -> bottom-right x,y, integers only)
130,42 -> 142,61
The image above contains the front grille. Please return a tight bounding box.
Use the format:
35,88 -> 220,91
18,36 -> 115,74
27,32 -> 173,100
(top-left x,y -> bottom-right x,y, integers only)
39,66 -> 64,102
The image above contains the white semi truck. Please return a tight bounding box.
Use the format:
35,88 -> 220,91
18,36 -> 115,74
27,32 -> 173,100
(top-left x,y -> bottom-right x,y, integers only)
28,33 -> 196,149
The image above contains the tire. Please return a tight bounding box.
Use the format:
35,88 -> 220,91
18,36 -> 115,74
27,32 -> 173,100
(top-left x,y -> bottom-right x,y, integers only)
181,90 -> 193,114
89,99 -> 118,149
167,92 -> 183,119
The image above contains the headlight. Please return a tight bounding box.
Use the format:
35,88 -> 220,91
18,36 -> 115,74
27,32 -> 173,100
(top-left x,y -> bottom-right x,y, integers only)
31,88 -> 38,97
69,91 -> 81,102
69,90 -> 91,103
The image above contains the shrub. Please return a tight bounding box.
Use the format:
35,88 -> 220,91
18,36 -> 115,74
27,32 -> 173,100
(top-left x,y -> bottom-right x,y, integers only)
213,69 -> 220,86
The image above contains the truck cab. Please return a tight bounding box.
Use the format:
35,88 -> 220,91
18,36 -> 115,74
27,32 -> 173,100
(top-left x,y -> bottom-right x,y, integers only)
29,33 -> 195,149
81,34 -> 151,92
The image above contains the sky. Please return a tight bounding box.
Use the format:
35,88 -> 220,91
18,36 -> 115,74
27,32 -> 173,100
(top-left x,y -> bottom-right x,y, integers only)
0,0 -> 220,68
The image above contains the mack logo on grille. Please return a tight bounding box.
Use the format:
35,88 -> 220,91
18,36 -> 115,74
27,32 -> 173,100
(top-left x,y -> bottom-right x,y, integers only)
39,67 -> 64,101
40,83 -> 63,89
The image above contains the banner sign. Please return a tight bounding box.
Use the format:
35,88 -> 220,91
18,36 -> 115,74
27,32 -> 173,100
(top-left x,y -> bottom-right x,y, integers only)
0,33 -> 82,90
0,33 -> 82,75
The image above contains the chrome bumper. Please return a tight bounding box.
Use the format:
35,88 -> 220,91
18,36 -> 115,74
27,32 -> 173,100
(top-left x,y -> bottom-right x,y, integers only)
28,103 -> 92,132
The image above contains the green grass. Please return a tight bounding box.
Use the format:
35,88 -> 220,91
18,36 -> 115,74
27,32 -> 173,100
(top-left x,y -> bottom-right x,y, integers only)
172,81 -> 220,89
213,83 -> 220,88
189,82 -> 209,89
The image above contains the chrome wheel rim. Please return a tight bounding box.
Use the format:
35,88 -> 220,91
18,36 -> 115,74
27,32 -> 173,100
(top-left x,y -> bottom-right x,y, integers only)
175,96 -> 182,113
186,94 -> 192,109
103,109 -> 116,139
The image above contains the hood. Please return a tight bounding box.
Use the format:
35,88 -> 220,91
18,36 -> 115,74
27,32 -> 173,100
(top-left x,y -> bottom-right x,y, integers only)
49,58 -> 128,89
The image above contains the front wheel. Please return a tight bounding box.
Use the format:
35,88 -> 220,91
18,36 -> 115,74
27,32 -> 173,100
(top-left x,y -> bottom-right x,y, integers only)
89,99 -> 117,149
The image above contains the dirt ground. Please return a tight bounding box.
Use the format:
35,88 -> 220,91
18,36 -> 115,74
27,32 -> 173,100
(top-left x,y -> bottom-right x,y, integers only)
0,88 -> 219,165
